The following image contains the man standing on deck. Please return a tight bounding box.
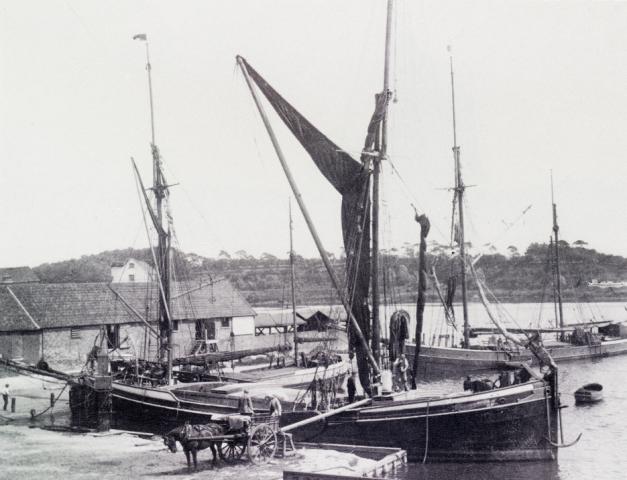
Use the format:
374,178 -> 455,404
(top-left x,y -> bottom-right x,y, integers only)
347,371 -> 357,403
2,384 -> 9,411
238,389 -> 254,415
399,354 -> 409,391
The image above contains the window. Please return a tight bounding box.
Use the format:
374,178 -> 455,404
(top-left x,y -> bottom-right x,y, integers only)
129,262 -> 135,269
70,327 -> 81,340
106,324 -> 120,349
129,274 -> 135,282
172,320 -> 179,331
195,320 -> 215,340
221,318 -> 230,328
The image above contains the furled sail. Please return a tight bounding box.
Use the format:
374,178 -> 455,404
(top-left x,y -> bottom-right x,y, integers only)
239,57 -> 387,393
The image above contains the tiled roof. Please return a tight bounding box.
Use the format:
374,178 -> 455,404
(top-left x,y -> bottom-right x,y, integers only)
0,267 -> 40,284
3,283 -> 135,331
0,287 -> 39,331
110,278 -> 255,320
0,278 -> 254,332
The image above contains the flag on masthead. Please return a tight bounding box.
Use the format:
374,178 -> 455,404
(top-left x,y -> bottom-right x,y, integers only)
133,33 -> 147,41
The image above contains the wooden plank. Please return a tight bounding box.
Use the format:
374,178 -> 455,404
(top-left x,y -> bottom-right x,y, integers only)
284,472 -> 388,480
286,443 -> 407,480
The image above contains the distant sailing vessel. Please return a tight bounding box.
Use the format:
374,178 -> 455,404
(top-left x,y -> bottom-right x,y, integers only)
237,0 -> 575,462
406,173 -> 627,374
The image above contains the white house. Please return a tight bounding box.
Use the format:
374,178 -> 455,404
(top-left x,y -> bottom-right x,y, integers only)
110,258 -> 156,283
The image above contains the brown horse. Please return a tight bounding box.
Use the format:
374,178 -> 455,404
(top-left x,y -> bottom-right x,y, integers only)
163,422 -> 227,470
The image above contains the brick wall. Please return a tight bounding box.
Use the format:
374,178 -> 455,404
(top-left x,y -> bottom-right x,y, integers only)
0,333 -> 23,360
40,324 -> 151,371
0,332 -> 41,364
23,333 -> 41,364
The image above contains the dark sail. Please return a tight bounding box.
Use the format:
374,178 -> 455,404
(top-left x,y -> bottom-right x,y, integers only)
239,57 -> 387,392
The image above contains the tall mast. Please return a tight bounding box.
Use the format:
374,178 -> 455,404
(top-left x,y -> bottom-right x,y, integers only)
551,173 -> 565,338
449,49 -> 470,349
549,236 -> 560,340
135,34 -> 172,383
371,0 -> 394,368
289,198 -> 298,366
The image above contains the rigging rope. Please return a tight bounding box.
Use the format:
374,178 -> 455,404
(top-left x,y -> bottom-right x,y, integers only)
385,159 -> 449,244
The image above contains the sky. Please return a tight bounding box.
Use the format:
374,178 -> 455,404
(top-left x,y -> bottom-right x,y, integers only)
1,0 -> 626,268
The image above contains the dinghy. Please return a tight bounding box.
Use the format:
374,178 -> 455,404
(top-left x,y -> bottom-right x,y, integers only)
574,383 -> 603,404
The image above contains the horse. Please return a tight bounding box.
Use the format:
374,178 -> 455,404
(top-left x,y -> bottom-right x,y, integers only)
163,422 -> 227,470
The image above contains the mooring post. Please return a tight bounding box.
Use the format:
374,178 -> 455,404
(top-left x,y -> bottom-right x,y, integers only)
94,352 -> 112,432
11,397 -> 15,413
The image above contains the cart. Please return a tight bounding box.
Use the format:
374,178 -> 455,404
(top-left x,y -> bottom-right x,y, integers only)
213,414 -> 282,464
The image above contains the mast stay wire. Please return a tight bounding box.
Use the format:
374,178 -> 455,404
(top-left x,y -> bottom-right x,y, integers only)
465,198 -> 535,264
379,176 -> 400,334
474,266 -> 534,335
159,158 -> 231,259
384,158 -> 450,246
132,160 -> 174,329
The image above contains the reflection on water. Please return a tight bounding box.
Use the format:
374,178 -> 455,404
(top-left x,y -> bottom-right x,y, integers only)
401,353 -> 627,480
404,461 -> 560,480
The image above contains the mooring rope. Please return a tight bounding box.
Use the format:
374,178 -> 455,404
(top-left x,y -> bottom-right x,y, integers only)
30,381 -> 70,419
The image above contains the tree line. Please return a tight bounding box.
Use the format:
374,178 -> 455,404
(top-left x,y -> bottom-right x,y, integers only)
32,242 -> 627,305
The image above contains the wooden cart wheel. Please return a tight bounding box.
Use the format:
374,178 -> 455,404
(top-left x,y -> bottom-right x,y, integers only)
247,424 -> 277,464
218,440 -> 246,463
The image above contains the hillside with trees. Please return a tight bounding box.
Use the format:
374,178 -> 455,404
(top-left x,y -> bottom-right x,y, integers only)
32,242 -> 627,306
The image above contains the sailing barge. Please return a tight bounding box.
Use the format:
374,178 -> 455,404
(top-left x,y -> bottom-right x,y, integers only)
284,368 -> 558,462
70,34 -> 348,429
235,0 -> 573,462
405,181 -> 627,374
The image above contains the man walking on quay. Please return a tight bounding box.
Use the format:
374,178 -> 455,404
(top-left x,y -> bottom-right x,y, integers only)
2,384 -> 9,411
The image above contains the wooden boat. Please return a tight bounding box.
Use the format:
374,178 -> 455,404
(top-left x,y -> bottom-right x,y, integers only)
70,34 -> 348,428
236,0 -> 573,462
406,334 -> 627,376
404,176 -> 627,374
111,380 -> 302,428
283,369 -> 558,462
403,158 -> 627,372
574,383 -> 603,404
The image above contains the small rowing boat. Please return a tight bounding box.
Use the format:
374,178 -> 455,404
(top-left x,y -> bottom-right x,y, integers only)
574,383 -> 603,404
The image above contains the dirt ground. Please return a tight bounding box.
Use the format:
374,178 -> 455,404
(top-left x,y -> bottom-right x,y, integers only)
0,373 -> 377,480
0,424 -> 378,480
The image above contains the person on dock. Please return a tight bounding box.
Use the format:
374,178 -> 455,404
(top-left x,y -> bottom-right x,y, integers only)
238,389 -> 254,415
347,371 -> 357,403
267,394 -> 282,417
2,384 -> 9,411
